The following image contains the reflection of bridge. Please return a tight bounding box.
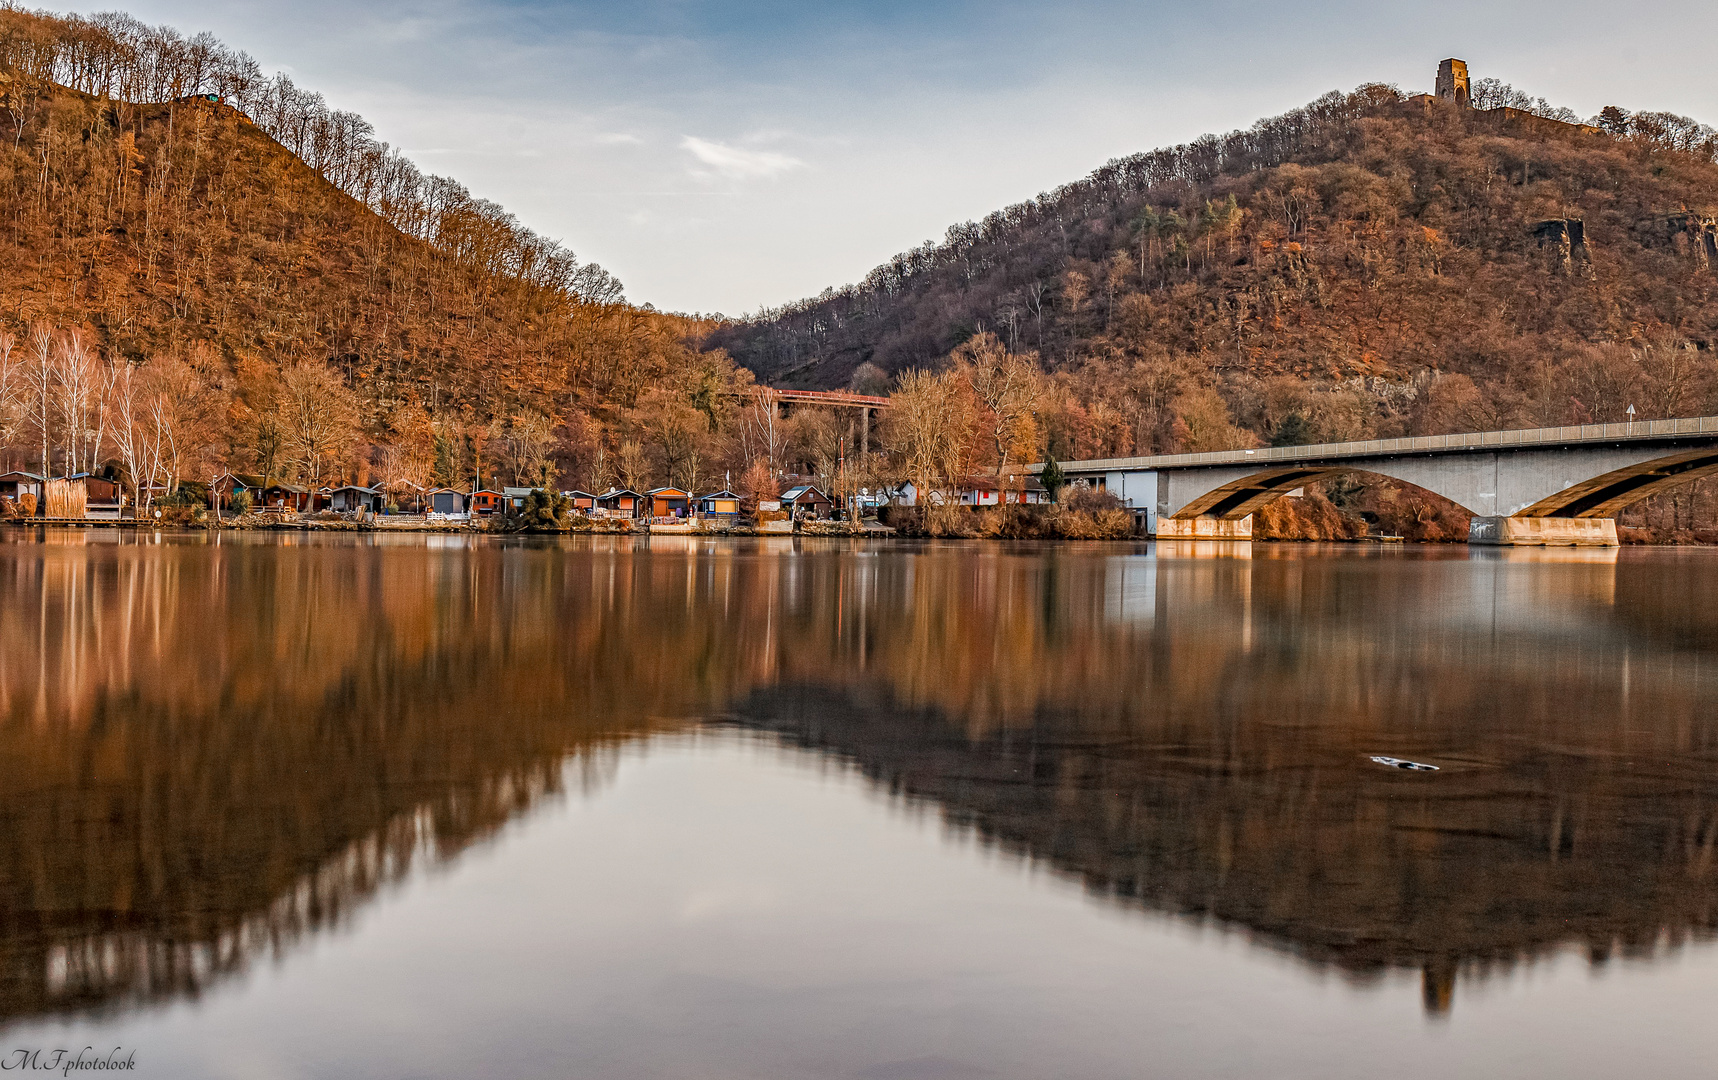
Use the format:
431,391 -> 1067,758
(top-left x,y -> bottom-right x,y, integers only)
1031,416 -> 1718,545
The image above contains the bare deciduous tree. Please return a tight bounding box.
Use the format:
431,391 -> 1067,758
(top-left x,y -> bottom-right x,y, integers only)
26,325 -> 54,475
501,410 -> 555,487
279,358 -> 361,489
587,439 -> 614,494
107,360 -> 167,512
737,390 -> 788,486
953,331 -> 1043,479
617,439 -> 647,493
0,333 -> 26,458
885,368 -> 977,504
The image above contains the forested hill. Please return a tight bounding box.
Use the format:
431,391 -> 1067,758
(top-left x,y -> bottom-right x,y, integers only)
0,7 -> 734,480
705,82 -> 1718,457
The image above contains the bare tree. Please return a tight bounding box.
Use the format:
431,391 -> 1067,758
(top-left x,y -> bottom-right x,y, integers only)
738,390 -> 788,486
954,332 -> 1043,479
0,333 -> 25,459
885,368 -> 977,504
50,331 -> 109,476
786,408 -> 842,489
1634,335 -> 1708,419
25,325 -> 54,475
107,360 -> 168,512
278,358 -> 361,489
501,410 -> 555,487
587,439 -> 614,494
617,439 -> 648,493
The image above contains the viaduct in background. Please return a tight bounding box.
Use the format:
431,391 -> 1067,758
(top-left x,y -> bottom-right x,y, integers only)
1029,418 -> 1718,546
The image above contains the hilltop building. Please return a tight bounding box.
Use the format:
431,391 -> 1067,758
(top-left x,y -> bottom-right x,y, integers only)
1435,58 -> 1470,107
1410,57 -> 1602,139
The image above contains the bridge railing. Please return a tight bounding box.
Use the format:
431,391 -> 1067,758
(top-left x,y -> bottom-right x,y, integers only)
1032,415 -> 1718,473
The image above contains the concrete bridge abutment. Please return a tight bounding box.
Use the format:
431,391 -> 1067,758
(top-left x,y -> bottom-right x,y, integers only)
1466,516 -> 1618,546
1153,516 -> 1254,540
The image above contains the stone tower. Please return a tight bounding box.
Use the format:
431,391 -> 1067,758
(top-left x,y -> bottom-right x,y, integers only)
1436,58 -> 1470,107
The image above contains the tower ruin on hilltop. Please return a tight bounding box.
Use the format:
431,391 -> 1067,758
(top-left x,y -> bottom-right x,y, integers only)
1435,58 -> 1470,107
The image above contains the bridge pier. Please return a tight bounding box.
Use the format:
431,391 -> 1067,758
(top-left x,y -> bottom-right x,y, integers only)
1467,516 -> 1618,546
1155,515 -> 1254,540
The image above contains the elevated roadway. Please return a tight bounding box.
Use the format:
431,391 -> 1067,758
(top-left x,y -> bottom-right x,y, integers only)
1028,416 -> 1718,545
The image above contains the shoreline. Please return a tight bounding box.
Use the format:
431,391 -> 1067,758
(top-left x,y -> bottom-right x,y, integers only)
6,518 -> 1713,547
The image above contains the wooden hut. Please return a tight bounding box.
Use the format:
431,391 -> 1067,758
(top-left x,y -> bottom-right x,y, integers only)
258,483 -> 311,512
424,488 -> 468,515
0,471 -> 43,504
644,487 -> 692,518
597,488 -> 641,517
780,485 -> 835,519
560,490 -> 597,514
695,489 -> 741,518
324,485 -> 384,513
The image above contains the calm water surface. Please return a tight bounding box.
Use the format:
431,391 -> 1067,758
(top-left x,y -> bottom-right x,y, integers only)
1,532 -> 1715,1079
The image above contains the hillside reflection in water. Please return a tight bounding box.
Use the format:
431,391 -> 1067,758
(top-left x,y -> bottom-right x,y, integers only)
1,532 -> 1716,1074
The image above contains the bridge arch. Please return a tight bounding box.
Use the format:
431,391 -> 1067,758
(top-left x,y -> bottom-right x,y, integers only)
1515,447 -> 1718,516
1172,465 -> 1471,520
1170,446 -> 1718,523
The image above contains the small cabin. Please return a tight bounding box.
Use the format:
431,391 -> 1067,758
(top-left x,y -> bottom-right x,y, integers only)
696,489 -> 741,517
780,485 -> 835,519
645,487 -> 692,518
324,485 -> 384,513
258,483 -> 311,512
0,471 -> 43,503
561,490 -> 597,513
597,488 -> 641,517
503,487 -> 536,513
424,487 -> 468,515
61,473 -> 122,503
213,472 -> 265,510
470,489 -> 506,516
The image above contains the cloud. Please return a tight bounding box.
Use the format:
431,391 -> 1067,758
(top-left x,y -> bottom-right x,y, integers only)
596,132 -> 644,145
680,135 -> 804,180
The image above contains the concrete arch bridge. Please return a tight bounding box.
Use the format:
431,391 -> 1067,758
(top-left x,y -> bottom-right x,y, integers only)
1029,417 -> 1718,545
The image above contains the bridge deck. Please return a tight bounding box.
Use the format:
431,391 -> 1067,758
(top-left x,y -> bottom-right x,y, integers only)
1030,415 -> 1718,473
764,389 -> 890,408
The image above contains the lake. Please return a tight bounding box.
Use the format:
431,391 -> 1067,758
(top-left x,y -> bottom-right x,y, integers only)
0,531 -> 1715,1079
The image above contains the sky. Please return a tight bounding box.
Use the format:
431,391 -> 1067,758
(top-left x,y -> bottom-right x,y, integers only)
53,0 -> 1718,315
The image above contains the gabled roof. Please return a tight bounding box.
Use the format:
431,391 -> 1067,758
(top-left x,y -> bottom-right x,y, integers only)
471,488 -> 506,496
645,486 -> 691,497
263,482 -> 308,494
780,485 -> 831,502
697,489 -> 740,501
0,471 -> 44,481
424,486 -> 468,495
598,488 -> 640,499
560,489 -> 596,499
325,485 -> 380,494
502,487 -> 535,497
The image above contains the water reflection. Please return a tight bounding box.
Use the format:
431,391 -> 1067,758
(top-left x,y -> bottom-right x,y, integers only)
0,533 -> 1715,1025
